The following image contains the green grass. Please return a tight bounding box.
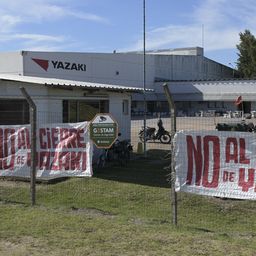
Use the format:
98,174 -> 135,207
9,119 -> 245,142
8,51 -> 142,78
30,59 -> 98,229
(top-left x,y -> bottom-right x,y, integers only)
0,150 -> 256,255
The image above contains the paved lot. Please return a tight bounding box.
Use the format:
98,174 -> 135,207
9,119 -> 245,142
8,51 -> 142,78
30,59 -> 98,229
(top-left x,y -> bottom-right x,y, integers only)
131,116 -> 255,151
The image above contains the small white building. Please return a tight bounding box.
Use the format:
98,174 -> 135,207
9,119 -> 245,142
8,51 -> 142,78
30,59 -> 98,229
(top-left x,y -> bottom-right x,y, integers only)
0,74 -> 145,140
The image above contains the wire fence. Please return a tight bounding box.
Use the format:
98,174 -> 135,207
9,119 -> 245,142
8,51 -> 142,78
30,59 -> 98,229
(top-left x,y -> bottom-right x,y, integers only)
169,113 -> 256,232
0,106 -> 171,223
1,100 -> 256,234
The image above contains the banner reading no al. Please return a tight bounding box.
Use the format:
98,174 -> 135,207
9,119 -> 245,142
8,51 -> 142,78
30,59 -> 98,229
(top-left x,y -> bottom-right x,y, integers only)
175,130 -> 256,200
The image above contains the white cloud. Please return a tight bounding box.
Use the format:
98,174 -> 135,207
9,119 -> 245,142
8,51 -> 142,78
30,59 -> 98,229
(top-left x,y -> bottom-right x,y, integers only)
124,0 -> 256,53
22,44 -> 66,52
0,0 -> 108,28
0,32 -> 67,52
0,0 -> 108,51
69,11 -> 109,24
13,33 -> 64,42
0,15 -> 21,32
126,25 -> 202,51
0,33 -> 64,43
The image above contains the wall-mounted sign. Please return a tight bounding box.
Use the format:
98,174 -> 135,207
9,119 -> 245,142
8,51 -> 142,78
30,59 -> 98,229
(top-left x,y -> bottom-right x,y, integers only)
32,58 -> 86,72
89,113 -> 118,148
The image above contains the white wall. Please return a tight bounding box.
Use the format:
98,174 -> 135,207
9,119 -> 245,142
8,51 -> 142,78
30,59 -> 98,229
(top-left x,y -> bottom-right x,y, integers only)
35,99 -> 63,125
0,80 -> 48,97
109,93 -> 131,140
0,80 -> 62,124
154,55 -> 233,81
22,51 -> 155,89
0,52 -> 23,75
0,50 -> 233,92
0,80 -> 131,137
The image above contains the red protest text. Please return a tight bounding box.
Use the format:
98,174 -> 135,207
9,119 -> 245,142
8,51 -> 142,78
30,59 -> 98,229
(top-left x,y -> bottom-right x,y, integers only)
186,135 -> 250,189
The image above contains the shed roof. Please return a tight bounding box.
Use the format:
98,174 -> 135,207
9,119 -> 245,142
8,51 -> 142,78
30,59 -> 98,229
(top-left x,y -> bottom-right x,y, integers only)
153,80 -> 256,101
0,74 -> 152,93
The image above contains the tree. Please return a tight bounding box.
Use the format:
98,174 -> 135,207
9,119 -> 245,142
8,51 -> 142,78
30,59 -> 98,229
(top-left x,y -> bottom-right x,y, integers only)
236,29 -> 256,78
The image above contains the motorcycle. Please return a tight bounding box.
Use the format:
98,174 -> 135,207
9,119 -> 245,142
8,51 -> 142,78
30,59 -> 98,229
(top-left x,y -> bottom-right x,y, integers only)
138,120 -> 171,144
216,121 -> 255,132
107,134 -> 133,165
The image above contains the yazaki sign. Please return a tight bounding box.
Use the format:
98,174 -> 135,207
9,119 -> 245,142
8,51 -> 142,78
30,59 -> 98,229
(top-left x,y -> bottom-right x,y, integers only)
175,130 -> 256,200
31,58 -> 87,72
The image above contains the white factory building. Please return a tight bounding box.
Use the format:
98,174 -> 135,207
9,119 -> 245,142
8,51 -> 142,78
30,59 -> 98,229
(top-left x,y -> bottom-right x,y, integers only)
0,47 -> 233,85
0,47 -> 237,118
2,46 -> 256,124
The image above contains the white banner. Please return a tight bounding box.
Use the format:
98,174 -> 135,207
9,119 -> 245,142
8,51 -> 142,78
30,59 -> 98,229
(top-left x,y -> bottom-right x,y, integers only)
0,122 -> 92,179
175,130 -> 256,200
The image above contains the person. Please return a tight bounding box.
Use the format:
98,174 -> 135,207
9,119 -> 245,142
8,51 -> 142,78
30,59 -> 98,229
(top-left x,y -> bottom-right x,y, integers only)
156,114 -> 165,138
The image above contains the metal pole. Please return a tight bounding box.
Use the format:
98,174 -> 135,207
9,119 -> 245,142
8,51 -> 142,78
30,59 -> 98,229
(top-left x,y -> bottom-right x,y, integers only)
163,83 -> 176,132
163,83 -> 177,226
143,0 -> 147,157
20,87 -> 37,206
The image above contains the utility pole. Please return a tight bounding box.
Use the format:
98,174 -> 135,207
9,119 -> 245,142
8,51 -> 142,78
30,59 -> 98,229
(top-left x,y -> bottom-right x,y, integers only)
143,0 -> 147,157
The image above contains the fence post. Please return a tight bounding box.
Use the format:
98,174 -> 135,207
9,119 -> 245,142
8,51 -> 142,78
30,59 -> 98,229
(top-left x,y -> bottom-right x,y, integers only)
163,83 -> 177,226
20,87 -> 37,206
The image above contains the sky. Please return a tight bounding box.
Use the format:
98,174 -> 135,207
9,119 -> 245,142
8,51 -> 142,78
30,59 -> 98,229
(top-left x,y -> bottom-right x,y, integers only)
0,0 -> 255,67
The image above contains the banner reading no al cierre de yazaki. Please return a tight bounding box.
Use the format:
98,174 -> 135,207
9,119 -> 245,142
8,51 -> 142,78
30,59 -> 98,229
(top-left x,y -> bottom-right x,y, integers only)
0,122 -> 92,179
175,130 -> 256,200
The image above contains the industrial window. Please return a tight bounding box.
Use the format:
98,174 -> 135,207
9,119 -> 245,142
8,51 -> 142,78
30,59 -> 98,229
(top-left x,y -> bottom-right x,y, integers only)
123,100 -> 129,115
0,99 -> 29,125
147,101 -> 154,113
131,101 -> 137,108
208,101 -> 216,108
63,100 -> 109,123
216,101 -> 224,108
207,101 -> 224,108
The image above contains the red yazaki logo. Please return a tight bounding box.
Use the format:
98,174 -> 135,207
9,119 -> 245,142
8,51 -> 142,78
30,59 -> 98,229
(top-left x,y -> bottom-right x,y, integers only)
32,58 -> 49,71
32,58 -> 87,72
